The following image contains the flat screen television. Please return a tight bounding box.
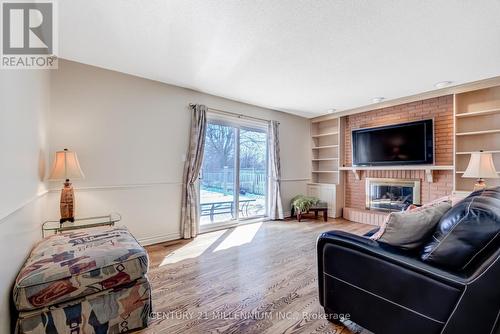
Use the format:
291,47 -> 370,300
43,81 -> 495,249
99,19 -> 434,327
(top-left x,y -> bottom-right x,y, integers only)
352,119 -> 434,166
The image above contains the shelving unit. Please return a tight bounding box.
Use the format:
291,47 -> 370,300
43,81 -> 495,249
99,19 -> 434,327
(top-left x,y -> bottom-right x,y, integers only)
312,158 -> 339,161
456,171 -> 500,174
308,117 -> 344,217
456,129 -> 500,136
312,144 -> 339,149
311,131 -> 339,138
454,108 -> 500,118
310,118 -> 341,184
454,86 -> 500,191
456,150 -> 500,155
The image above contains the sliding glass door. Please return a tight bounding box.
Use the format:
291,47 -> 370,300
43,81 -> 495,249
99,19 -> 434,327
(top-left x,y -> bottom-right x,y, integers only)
239,128 -> 267,218
199,115 -> 268,229
200,122 -> 237,224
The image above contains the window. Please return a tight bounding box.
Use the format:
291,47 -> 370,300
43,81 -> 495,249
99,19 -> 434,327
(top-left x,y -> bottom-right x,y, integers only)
199,113 -> 268,229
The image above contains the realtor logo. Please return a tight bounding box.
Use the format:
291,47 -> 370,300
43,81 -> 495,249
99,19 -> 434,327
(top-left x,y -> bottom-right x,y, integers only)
1,0 -> 57,69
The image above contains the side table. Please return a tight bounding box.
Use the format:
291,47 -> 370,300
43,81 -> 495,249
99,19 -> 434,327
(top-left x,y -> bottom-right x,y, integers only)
42,213 -> 121,237
291,202 -> 329,222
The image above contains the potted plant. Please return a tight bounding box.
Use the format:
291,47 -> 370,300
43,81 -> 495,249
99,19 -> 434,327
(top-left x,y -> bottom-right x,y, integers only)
291,195 -> 320,216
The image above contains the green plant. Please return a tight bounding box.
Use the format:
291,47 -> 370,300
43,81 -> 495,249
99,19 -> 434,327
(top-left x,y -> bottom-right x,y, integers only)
291,195 -> 320,213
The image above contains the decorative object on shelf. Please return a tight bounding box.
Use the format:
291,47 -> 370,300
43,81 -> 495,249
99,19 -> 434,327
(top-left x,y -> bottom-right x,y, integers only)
48,149 -> 85,224
462,151 -> 499,191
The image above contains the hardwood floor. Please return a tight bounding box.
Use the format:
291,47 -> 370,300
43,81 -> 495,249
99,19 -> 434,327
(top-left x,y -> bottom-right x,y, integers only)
141,218 -> 374,334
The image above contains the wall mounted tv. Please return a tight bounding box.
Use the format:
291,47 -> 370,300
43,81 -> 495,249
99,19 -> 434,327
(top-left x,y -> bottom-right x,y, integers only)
352,119 -> 434,166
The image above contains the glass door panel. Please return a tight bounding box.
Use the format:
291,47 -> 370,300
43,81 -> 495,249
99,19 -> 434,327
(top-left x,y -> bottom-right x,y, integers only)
200,123 -> 236,225
239,128 -> 267,219
199,116 -> 268,229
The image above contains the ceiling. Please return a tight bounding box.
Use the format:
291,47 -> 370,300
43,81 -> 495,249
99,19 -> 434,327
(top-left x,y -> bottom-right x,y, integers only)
58,0 -> 500,118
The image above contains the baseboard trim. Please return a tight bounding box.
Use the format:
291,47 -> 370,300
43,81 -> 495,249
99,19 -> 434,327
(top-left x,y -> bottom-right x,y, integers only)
137,232 -> 181,246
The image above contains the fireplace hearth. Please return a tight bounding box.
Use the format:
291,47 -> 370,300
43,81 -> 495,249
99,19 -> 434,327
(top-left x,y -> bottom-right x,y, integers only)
366,178 -> 421,212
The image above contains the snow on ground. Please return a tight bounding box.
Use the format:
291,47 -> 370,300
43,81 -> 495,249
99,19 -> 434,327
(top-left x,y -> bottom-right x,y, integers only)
200,188 -> 266,224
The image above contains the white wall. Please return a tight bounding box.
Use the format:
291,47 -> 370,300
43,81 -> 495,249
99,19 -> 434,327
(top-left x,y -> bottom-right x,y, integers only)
0,70 -> 50,333
0,59 -> 310,330
48,60 -> 311,244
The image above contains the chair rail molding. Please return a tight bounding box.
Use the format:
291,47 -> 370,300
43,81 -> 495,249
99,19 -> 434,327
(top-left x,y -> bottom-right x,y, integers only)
0,190 -> 48,223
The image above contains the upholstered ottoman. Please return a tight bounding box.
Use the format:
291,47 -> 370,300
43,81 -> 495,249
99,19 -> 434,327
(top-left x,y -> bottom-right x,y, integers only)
13,227 -> 151,333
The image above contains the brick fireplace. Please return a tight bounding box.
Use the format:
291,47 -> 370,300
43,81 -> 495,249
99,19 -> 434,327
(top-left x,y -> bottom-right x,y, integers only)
342,95 -> 454,225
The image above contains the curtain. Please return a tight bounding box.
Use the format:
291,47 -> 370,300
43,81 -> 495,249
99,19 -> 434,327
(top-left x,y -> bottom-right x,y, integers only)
268,120 -> 284,220
180,104 -> 207,238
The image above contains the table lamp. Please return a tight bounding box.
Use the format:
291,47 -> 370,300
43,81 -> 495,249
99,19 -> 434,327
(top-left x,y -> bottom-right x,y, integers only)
462,151 -> 498,191
48,149 -> 85,223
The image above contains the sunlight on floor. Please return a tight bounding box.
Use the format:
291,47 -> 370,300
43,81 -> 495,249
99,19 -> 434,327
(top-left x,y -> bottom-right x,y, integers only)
213,222 -> 262,252
159,223 -> 263,266
159,229 -> 226,266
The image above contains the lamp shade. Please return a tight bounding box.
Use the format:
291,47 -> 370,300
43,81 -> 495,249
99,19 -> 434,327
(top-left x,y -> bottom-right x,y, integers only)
462,152 -> 499,179
48,149 -> 85,180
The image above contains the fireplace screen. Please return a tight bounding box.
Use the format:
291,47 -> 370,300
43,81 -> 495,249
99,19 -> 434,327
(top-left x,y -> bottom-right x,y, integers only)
366,178 -> 421,212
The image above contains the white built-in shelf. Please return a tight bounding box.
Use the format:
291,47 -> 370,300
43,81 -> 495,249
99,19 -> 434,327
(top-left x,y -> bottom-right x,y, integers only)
311,131 -> 339,138
456,150 -> 500,155
312,158 -> 339,161
312,170 -> 339,173
455,129 -> 500,136
455,108 -> 500,118
456,171 -> 500,175
310,116 -> 341,187
339,165 -> 454,183
312,145 -> 339,149
454,86 -> 500,194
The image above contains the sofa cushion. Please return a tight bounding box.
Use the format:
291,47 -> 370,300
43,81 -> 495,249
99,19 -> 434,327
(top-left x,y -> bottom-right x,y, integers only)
421,187 -> 500,271
13,226 -> 149,311
376,201 -> 452,250
370,196 -> 452,242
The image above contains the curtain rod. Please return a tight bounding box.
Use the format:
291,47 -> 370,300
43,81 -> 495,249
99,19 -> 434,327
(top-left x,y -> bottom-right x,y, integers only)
189,104 -> 279,124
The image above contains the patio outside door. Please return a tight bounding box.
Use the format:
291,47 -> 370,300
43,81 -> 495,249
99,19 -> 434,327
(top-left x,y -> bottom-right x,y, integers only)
199,115 -> 268,231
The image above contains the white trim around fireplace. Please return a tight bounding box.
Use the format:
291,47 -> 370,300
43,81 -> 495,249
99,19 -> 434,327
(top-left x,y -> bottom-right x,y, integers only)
365,178 -> 421,212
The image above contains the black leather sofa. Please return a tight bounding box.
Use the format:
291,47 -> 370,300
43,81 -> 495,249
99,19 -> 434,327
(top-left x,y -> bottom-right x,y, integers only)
317,188 -> 500,334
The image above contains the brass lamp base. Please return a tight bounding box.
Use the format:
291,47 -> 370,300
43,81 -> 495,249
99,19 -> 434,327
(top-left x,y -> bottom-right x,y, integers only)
60,179 -> 75,225
473,178 -> 487,191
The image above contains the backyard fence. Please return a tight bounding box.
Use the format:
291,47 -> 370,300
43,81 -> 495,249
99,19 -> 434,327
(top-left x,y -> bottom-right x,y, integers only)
201,168 -> 267,195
